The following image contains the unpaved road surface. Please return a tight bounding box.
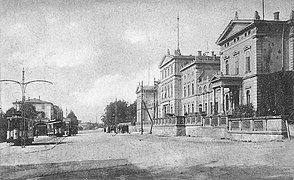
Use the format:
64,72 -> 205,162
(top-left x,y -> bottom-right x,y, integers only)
1,130 -> 294,179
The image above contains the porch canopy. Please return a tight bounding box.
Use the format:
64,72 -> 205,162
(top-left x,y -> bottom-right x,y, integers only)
211,74 -> 242,88
210,74 -> 243,114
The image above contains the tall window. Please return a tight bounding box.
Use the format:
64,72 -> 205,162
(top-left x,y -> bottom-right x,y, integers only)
192,104 -> 194,113
188,105 -> 190,114
210,102 -> 213,114
164,86 -> 167,98
170,65 -> 173,75
184,105 -> 186,115
246,51 -> 251,73
188,85 -> 190,96
235,56 -> 239,75
246,90 -> 251,105
184,86 -> 186,97
199,104 -> 202,113
204,85 -> 207,93
171,83 -> 173,98
205,103 -> 207,113
225,60 -> 229,75
192,83 -> 194,95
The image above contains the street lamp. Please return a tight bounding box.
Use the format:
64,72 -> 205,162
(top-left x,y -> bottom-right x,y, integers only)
0,68 -> 52,147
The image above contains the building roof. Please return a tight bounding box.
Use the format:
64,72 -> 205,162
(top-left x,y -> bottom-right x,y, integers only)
13,98 -> 53,105
159,54 -> 195,69
216,19 -> 288,45
135,85 -> 155,94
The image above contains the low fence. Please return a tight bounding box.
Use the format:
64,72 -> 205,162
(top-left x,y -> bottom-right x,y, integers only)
184,114 -> 228,127
227,116 -> 289,141
135,115 -> 290,140
228,116 -> 287,132
137,116 -> 185,126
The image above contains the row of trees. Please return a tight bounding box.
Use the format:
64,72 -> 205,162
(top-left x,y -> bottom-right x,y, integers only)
101,100 -> 136,127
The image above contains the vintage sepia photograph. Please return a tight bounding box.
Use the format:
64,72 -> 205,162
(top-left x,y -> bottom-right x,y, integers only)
1,0 -> 294,179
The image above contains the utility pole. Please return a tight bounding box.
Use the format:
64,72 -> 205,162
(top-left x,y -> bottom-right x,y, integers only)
141,81 -> 144,135
115,98 -> 118,133
0,68 -> 52,147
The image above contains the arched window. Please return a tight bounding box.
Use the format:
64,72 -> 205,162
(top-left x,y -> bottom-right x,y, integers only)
184,105 -> 186,115
225,60 -> 229,75
246,51 -> 251,73
192,104 -> 194,113
204,85 -> 207,93
199,87 -> 202,94
246,90 -> 250,105
192,83 -> 194,95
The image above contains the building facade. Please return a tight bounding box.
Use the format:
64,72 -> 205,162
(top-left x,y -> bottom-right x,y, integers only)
158,49 -> 195,117
13,97 -> 63,121
214,10 -> 294,114
180,51 -> 220,116
136,85 -> 159,123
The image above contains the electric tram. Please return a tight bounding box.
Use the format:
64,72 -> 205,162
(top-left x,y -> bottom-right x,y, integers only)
6,115 -> 34,145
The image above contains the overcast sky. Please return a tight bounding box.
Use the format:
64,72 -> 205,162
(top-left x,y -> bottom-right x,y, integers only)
0,0 -> 293,122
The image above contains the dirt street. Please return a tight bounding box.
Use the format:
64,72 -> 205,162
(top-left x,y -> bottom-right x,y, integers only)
1,130 -> 294,179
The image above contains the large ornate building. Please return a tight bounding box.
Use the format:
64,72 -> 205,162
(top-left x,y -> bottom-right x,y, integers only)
213,10 -> 294,115
137,9 -> 294,123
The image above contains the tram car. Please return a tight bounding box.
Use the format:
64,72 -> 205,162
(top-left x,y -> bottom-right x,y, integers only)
63,119 -> 78,136
47,120 -> 64,137
6,115 -> 34,145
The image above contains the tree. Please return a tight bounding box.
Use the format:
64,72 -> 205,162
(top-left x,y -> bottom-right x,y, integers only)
126,101 -> 137,125
102,100 -> 136,127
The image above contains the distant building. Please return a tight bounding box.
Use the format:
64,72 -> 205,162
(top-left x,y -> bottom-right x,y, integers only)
14,97 -> 54,120
136,85 -> 158,123
13,97 -> 63,121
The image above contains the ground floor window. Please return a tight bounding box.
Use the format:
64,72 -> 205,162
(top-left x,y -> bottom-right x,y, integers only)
246,90 -> 250,105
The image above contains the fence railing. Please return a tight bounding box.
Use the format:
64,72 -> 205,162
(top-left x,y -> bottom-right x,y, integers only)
228,116 -> 287,133
137,115 -> 229,127
137,116 -> 186,126
185,114 -> 228,127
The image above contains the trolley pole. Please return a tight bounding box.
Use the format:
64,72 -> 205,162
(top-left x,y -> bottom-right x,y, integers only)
0,68 -> 52,148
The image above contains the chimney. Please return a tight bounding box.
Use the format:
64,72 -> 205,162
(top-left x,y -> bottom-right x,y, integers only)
254,11 -> 260,20
274,12 -> 280,21
291,10 -> 294,20
211,51 -> 215,57
198,51 -> 202,56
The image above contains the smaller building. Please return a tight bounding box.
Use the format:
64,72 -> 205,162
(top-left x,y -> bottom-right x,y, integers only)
136,85 -> 158,124
13,97 -> 54,120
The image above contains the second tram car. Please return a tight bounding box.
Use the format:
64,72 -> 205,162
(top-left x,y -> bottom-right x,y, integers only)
6,115 -> 34,145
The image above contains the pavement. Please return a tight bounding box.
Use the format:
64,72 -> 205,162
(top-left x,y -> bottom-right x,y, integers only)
1,130 -> 294,179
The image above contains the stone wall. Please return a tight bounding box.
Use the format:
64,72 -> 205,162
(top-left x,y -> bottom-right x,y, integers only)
186,125 -> 228,139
